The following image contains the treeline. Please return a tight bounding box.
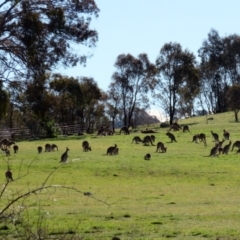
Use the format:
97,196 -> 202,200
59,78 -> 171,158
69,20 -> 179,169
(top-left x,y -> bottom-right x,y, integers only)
0,1 -> 239,137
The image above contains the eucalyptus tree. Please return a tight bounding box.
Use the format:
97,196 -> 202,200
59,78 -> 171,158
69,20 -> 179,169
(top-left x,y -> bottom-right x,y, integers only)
0,81 -> 9,121
106,82 -> 121,132
79,77 -> 104,132
198,29 -> 228,113
49,74 -> 83,124
0,0 -> 99,80
110,53 -> 157,128
226,84 -> 240,122
155,42 -> 200,124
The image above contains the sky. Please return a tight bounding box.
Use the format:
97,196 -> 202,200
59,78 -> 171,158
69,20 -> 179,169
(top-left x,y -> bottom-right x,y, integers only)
59,0 -> 240,119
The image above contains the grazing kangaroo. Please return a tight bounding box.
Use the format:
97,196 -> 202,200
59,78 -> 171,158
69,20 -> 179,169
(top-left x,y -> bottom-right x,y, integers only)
144,153 -> 151,160
182,125 -> 190,132
45,143 -> 51,152
211,131 -> 219,142
231,140 -> 240,152
82,141 -> 92,151
192,134 -> 199,143
222,141 -> 232,154
198,133 -> 207,146
37,146 -> 43,154
106,144 -> 118,155
166,132 -> 177,143
5,169 -> 13,182
142,135 -> 155,146
132,136 -> 142,144
156,142 -> 167,153
169,124 -> 181,131
223,129 -> 230,140
209,143 -> 220,157
119,126 -> 130,135
51,144 -> 58,151
0,138 -> 15,149
60,147 -> 70,163
13,145 -> 19,154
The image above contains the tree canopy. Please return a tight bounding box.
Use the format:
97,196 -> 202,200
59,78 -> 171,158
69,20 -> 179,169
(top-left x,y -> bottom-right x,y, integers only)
0,0 -> 99,80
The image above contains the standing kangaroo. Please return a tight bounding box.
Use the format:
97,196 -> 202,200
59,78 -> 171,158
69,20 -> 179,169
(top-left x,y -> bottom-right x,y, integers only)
208,143 -> 220,157
211,131 -> 219,142
222,141 -> 232,154
60,147 -> 70,163
106,144 -> 118,155
13,145 -> 19,154
5,169 -> 13,182
37,146 -> 43,154
223,129 -> 230,140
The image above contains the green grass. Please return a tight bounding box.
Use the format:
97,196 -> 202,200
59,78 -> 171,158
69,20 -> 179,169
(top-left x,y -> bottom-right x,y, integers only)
1,111 -> 240,239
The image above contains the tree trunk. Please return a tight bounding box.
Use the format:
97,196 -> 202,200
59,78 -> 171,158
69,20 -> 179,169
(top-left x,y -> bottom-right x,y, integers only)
234,111 -> 239,122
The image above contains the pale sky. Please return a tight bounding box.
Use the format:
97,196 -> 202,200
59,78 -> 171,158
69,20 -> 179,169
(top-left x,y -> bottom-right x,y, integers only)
59,0 -> 240,116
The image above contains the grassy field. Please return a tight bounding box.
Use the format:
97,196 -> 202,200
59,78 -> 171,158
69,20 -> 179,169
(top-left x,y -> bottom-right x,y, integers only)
1,111 -> 240,239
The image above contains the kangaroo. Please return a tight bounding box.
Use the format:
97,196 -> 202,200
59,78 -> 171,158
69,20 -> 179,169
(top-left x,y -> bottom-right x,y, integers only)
150,135 -> 155,142
182,125 -> 190,132
0,138 -> 15,149
144,153 -> 151,160
218,147 -> 224,154
5,169 -> 13,182
37,146 -> 43,154
119,126 -> 130,135
156,142 -> 167,153
223,129 -> 230,140
13,145 -> 19,154
106,144 -> 118,155
222,141 -> 232,154
166,132 -> 177,143
209,143 -> 220,157
198,133 -> 207,146
132,136 -> 142,144
113,147 -> 119,155
2,148 -> 10,156
211,131 -> 219,142
169,124 -> 181,132
45,143 -> 51,152
82,141 -> 92,151
142,135 -> 155,146
231,140 -> 240,152
192,134 -> 199,143
218,139 -> 225,148
51,144 -> 58,151
60,147 -> 70,163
